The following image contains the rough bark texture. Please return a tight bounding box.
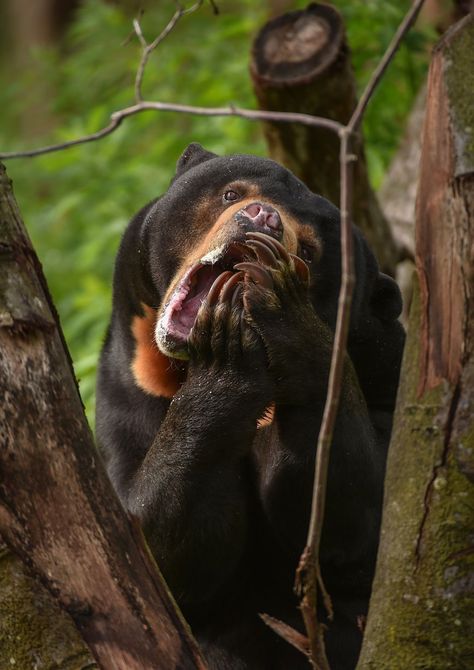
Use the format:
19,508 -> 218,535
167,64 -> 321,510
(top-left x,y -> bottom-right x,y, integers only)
0,164 -> 206,670
357,16 -> 474,670
250,3 -> 399,274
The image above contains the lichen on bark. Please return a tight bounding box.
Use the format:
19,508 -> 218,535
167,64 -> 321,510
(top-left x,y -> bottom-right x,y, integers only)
358,281 -> 474,669
0,543 -> 95,670
444,19 -> 474,175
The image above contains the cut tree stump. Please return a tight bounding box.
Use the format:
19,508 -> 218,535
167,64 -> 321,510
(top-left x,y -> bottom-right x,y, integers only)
0,164 -> 206,670
357,15 -> 474,669
250,3 -> 399,274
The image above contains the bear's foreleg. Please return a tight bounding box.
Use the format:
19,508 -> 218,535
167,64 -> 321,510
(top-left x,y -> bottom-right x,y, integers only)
126,277 -> 272,606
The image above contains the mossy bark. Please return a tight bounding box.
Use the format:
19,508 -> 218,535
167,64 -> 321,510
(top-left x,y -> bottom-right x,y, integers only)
0,540 -> 95,670
250,3 -> 399,274
0,164 -> 206,669
357,16 -> 474,669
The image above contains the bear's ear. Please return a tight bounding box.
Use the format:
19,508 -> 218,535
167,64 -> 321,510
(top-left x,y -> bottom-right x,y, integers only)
370,272 -> 403,322
351,229 -> 402,325
174,143 -> 217,180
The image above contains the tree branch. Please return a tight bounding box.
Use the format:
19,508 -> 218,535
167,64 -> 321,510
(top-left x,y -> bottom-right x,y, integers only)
295,2 -> 427,667
0,2 -> 344,162
134,1 -> 204,103
0,102 -> 344,160
350,0 -> 427,132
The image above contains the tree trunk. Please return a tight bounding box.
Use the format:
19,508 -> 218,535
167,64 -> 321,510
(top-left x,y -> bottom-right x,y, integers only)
250,3 -> 399,274
3,0 -> 79,138
357,15 -> 474,669
0,164 -> 206,670
5,0 -> 79,51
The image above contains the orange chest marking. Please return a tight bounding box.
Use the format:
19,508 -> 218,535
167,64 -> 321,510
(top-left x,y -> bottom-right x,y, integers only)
131,307 -> 275,421
131,305 -> 186,398
257,403 -> 275,429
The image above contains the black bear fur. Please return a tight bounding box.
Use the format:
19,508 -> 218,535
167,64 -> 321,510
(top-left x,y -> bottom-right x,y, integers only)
96,144 -> 405,670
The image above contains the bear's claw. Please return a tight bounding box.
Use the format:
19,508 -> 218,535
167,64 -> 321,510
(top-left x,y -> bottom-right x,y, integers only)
290,254 -> 310,286
233,262 -> 274,289
245,231 -> 291,264
207,270 -> 234,306
245,239 -> 279,267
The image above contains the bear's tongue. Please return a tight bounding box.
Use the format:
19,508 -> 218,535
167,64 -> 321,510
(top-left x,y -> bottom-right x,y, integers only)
175,266 -> 220,331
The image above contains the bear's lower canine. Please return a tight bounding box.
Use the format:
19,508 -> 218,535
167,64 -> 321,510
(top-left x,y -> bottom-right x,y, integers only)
96,144 -> 404,669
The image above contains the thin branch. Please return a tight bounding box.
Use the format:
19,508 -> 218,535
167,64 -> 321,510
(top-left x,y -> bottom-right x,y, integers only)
294,130 -> 356,670
295,1 -> 427,667
350,0 -> 426,131
208,0 -> 219,14
0,0 -> 344,162
134,2 -> 204,103
260,613 -> 310,657
295,547 -> 331,670
299,129 -> 356,580
0,103 -> 343,160
133,17 -> 147,48
0,117 -> 124,159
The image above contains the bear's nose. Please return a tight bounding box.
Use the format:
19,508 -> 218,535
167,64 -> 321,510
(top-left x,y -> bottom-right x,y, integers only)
239,202 -> 283,237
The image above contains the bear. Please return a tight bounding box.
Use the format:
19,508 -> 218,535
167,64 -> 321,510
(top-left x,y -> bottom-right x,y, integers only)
96,143 -> 405,670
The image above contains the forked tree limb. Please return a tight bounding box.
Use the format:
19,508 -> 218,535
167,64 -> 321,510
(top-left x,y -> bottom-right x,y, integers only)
133,0 -> 211,103
0,164 -> 206,670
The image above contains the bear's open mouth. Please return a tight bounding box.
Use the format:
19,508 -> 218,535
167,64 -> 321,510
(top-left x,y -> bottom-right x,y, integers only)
155,241 -> 255,357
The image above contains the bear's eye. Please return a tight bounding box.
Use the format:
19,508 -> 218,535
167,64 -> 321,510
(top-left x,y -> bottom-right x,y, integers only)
223,190 -> 241,203
299,243 -> 314,263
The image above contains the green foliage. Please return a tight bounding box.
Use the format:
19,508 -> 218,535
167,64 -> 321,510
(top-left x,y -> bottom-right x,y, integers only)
0,0 -> 432,427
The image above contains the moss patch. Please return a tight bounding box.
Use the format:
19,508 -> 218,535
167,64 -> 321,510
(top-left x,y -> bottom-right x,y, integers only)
444,17 -> 474,175
0,550 -> 95,670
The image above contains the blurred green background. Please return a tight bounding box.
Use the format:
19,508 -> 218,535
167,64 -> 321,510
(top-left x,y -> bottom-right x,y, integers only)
0,0 -> 435,427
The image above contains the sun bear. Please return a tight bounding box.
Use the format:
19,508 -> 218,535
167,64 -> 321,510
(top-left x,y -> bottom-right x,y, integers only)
96,143 -> 404,669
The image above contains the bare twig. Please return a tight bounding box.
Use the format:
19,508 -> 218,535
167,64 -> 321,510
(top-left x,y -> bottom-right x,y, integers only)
350,0 -> 427,132
133,16 -> 147,48
134,2 -> 204,103
0,0 -> 344,162
294,130 -> 356,670
260,613 -> 310,657
0,117 -> 124,160
294,1 -> 427,668
208,0 -> 219,14
0,103 -> 343,160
